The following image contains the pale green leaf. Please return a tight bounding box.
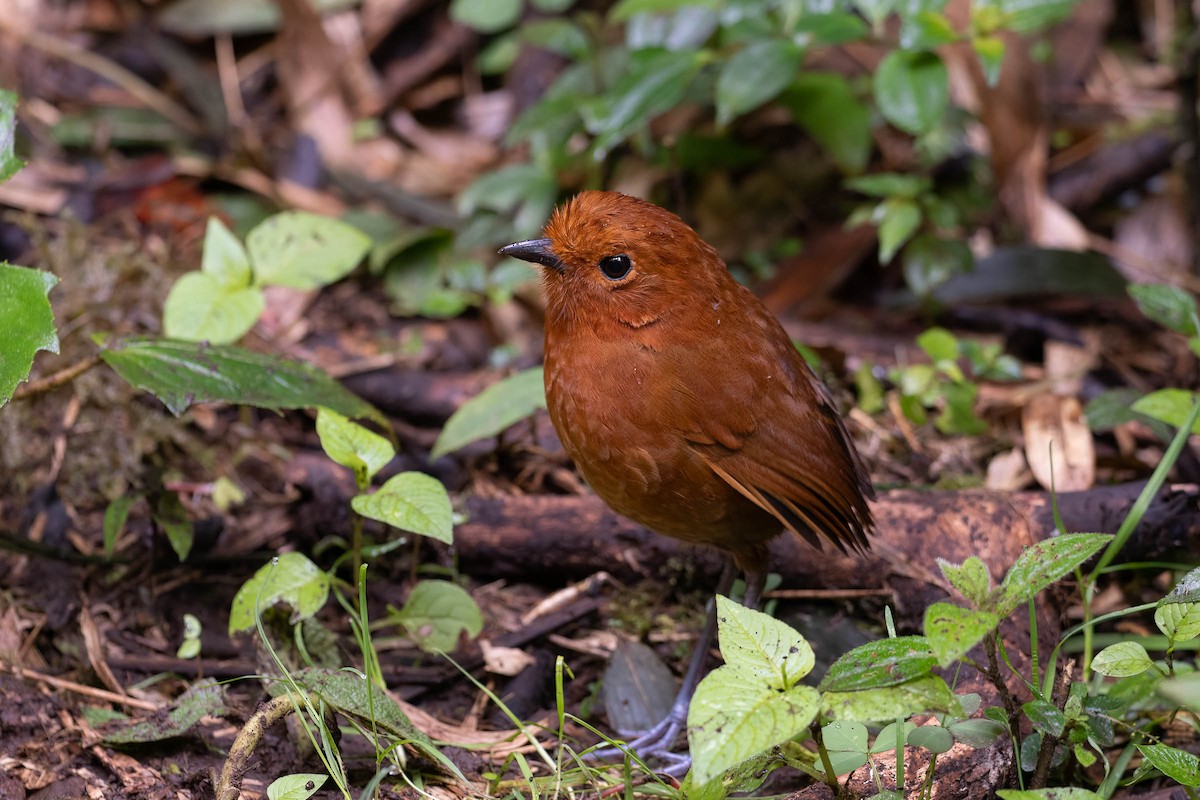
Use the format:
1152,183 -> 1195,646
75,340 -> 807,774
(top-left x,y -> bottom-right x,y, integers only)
873,50 -> 949,135
715,594 -> 814,688
1136,744 -> 1200,786
1091,641 -> 1155,677
246,212 -> 370,290
200,217 -> 252,288
818,636 -> 936,691
1132,389 -> 1200,434
351,472 -> 453,543
997,789 -> 1106,800
449,0 -> 520,32
715,39 -> 802,126
267,774 -> 328,800
162,271 -> 264,344
1129,283 -> 1200,336
990,534 -> 1113,617
228,553 -> 331,634
431,367 -> 546,459
938,556 -> 991,606
0,89 -> 22,183
923,602 -> 998,667
878,198 -> 921,263
390,580 -> 483,652
316,407 -> 394,484
821,675 -> 959,722
1156,601 -> 1200,643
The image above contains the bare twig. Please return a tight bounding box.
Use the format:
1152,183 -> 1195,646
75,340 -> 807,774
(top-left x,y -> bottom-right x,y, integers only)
11,354 -> 101,401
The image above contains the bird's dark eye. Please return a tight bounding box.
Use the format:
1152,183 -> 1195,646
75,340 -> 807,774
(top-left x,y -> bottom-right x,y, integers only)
599,254 -> 632,280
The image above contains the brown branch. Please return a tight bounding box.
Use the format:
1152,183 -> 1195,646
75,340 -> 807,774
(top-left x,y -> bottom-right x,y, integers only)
11,354 -> 101,401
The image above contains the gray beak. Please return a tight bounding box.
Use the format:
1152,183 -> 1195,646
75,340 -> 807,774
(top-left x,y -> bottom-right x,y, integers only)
499,238 -> 564,272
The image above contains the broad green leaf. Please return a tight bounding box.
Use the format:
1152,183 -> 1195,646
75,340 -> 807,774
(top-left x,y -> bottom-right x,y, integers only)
162,272 -> 265,344
990,533 -> 1112,617
200,217 -> 252,288
907,725 -> 954,754
1164,566 -> 1200,603
948,717 -> 1006,747
103,679 -> 226,743
0,263 -> 59,406
903,234 -> 972,297
715,39 -> 802,126
822,719 -> 868,752
390,580 -> 483,652
0,89 -> 22,183
997,789 -> 1106,800
351,472 -> 453,543
289,666 -> 438,751
449,0 -> 520,33
267,774 -> 327,800
103,495 -> 135,558
1022,699 -> 1065,737
1128,283 -> 1199,336
97,336 -> 386,426
715,594 -> 814,688
821,675 -> 959,722
938,556 -> 991,606
431,367 -> 547,459
688,667 -> 820,784
1155,601 -> 1200,643
1091,641 -> 1154,677
316,408 -> 394,485
228,553 -> 331,633
1133,389 -> 1200,433
782,72 -> 871,174
1136,744 -> 1200,786
923,602 -> 998,667
818,636 -> 936,691
878,197 -> 922,263
246,212 -> 370,290
873,49 -> 948,135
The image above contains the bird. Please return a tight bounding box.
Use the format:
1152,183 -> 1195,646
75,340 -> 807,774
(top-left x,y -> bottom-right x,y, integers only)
499,190 -> 874,769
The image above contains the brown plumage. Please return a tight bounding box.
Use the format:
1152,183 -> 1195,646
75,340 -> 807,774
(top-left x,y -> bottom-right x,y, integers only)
502,191 -> 874,593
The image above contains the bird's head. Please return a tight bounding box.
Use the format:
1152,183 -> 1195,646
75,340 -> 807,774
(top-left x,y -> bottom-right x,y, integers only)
500,191 -> 724,331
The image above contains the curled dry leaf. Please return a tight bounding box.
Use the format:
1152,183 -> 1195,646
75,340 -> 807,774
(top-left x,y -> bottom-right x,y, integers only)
480,639 -> 535,677
1022,393 -> 1095,492
985,447 -> 1032,491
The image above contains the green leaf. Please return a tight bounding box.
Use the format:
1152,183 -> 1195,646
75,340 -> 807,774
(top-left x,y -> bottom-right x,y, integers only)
936,381 -> 987,435
1155,601 -> 1200,643
1159,672 -> 1200,711
971,35 -> 1005,86
390,580 -> 483,652
609,0 -> 718,21
1136,744 -> 1200,786
0,89 -> 23,183
316,408 -> 395,485
821,675 -> 959,722
228,553 -> 331,634
103,495 -> 135,558
917,327 -> 958,362
1128,283 -> 1200,335
1164,566 -> 1200,603
688,668 -> 820,784
873,49 -> 949,135
846,172 -> 930,199
289,666 -> 437,751
923,602 -> 998,667
870,720 -> 915,753
989,533 -> 1113,617
948,717 -> 1006,747
1091,641 -> 1155,677
878,197 -> 922,263
997,789 -> 1106,800
792,12 -> 868,45
162,272 -> 265,344
449,0 -> 520,33
1133,389 -> 1200,433
782,72 -> 871,173
715,39 -> 802,126
938,556 -> 991,606
97,336 -> 386,426
246,212 -> 370,290
822,719 -> 868,753
0,263 -> 59,406
103,679 -> 226,743
902,233 -> 972,297
431,367 -> 547,459
154,491 -> 193,561
907,725 -> 954,754
818,636 -> 937,691
200,217 -> 252,288
1022,699 -> 1065,737
267,774 -> 327,800
351,472 -> 453,543
522,19 -> 590,60
714,595 -> 814,689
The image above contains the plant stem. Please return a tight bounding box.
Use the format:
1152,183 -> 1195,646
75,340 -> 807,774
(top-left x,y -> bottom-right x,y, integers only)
1029,659 -> 1074,789
812,720 -> 844,798
213,695 -> 296,800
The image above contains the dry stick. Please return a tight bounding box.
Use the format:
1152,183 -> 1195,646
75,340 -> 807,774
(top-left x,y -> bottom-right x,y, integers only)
11,355 -> 101,401
213,694 -> 299,800
2,663 -> 160,711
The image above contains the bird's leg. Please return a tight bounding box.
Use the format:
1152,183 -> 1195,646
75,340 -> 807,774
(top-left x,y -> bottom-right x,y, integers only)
587,559 -> 737,773
741,562 -> 767,610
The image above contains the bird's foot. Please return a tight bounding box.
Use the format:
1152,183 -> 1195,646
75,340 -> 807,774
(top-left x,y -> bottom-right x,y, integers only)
586,704 -> 692,776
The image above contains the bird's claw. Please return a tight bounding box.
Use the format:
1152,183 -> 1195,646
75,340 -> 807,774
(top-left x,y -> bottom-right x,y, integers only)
586,707 -> 692,777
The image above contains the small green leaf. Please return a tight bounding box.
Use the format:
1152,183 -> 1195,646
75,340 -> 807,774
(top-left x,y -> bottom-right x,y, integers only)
103,495 -> 135,558
715,39 -> 802,126
903,234 -> 972,297
1022,699 -> 1065,737
352,472 -> 453,543
1132,389 -> 1200,434
246,212 -> 370,290
821,675 -> 959,722
938,556 -> 991,606
449,0 -> 520,33
1136,744 -> 1200,786
822,719 -> 868,753
948,717 -> 1006,747
431,367 -> 547,459
1128,283 -> 1200,335
154,492 -> 193,561
907,725 -> 954,754
818,636 -> 937,691
229,553 -> 331,634
714,595 -> 814,688
869,720 -> 915,753
98,336 -> 386,426
846,172 -> 930,198
267,774 -> 328,800
782,73 -> 871,174
997,789 -> 1106,800
162,272 -> 265,344
390,580 -> 483,652
1091,641 -> 1155,677
0,263 -> 59,406
972,35 -> 1005,86
1164,566 -> 1200,603
990,534 -> 1113,617
0,89 -> 24,183
200,217 -> 252,288
873,50 -> 949,135
688,668 -> 820,784
917,327 -> 958,363
1155,601 -> 1200,643
290,666 -> 438,753
878,198 -> 922,263
609,0 -> 718,21
316,408 -> 394,485
923,602 -> 998,667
